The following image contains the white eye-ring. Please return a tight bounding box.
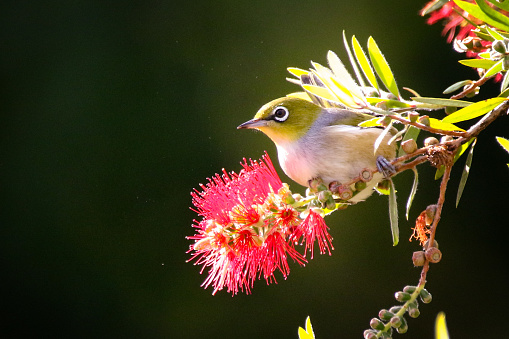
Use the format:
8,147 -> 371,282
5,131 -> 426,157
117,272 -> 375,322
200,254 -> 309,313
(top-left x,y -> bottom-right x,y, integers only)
273,106 -> 289,122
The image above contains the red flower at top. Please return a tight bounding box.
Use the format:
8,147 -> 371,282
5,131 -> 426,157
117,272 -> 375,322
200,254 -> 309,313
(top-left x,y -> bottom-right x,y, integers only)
188,152 -> 333,295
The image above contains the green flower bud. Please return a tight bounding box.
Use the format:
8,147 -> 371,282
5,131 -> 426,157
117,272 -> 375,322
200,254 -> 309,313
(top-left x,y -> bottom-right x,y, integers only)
408,112 -> 419,123
504,57 -> 509,70
403,285 -> 417,293
325,196 -> 336,210
396,321 -> 408,334
355,180 -> 367,191
408,307 -> 420,318
401,139 -> 417,154
363,330 -> 377,339
379,309 -> 395,321
425,204 -> 437,225
445,106 -> 457,115
390,316 -> 402,328
370,318 -> 385,331
317,190 -> 332,203
420,289 -> 432,303
441,135 -> 454,143
418,115 -> 430,126
389,306 -> 403,314
395,291 -> 411,302
493,40 -> 507,54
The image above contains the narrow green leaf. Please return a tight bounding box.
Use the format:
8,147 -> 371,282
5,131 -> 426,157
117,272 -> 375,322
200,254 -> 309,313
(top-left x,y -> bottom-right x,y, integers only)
287,67 -> 309,78
373,121 -> 393,155
476,0 -> 509,29
327,50 -> 366,101
352,35 -> 379,91
368,36 -> 399,97
442,97 -> 507,123
302,84 -> 338,102
454,0 -> 509,31
499,86 -> 509,97
485,25 -> 506,41
443,80 -> 473,94
458,58 -> 497,69
484,58 -> 504,78
366,97 -> 413,108
358,117 -> 382,127
343,31 -> 367,88
435,138 -> 474,179
435,312 -> 450,339
429,118 -> 465,132
496,136 -> 509,153
388,179 -> 399,246
398,126 -> 420,157
298,317 -> 315,339
456,138 -> 477,207
411,97 -> 472,107
486,0 -> 509,12
406,168 -> 419,220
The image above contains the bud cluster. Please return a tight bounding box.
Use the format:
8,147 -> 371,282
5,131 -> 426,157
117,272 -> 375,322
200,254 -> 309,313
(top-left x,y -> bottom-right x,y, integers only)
363,285 -> 432,338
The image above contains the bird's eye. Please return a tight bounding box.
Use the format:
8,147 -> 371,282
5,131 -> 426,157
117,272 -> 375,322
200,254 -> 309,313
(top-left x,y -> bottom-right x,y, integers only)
273,107 -> 289,122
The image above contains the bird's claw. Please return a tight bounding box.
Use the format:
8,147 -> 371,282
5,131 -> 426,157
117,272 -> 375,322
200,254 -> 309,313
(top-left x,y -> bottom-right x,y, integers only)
376,156 -> 396,179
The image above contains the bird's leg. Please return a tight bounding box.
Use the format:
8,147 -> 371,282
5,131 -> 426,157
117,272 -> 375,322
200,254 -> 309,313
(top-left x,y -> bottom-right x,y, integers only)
376,156 -> 396,178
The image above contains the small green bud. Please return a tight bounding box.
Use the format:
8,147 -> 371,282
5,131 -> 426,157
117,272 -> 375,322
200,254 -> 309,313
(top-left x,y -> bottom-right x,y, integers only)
403,285 -> 417,293
396,321 -> 408,334
390,316 -> 402,328
424,137 -> 439,147
379,309 -> 395,321
419,289 -> 432,303
445,106 -> 457,115
325,196 -> 336,210
425,204 -> 437,225
423,239 -> 439,249
493,40 -> 507,54
408,112 -> 419,123
379,332 -> 392,339
401,139 -> 417,154
389,306 -> 403,314
412,251 -> 426,266
363,330 -> 377,339
355,180 -> 367,191
317,190 -> 332,203
418,115 -> 430,126
395,291 -> 411,302
408,307 -> 420,318
504,57 -> 509,70
370,318 -> 385,331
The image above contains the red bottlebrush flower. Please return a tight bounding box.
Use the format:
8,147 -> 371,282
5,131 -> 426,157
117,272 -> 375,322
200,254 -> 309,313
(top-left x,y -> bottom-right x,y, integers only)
188,152 -> 332,295
422,1 -> 476,43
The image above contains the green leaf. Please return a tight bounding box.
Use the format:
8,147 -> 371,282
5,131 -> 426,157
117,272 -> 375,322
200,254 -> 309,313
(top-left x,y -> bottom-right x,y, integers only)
456,138 -> 477,207
476,0 -> 509,30
443,80 -> 473,94
485,25 -> 506,41
368,36 -> 399,97
458,58 -> 497,69
411,97 -> 472,107
352,35 -> 379,91
486,0 -> 509,12
484,58 -> 504,78
454,0 -> 509,31
429,118 -> 465,132
388,179 -> 399,246
343,31 -> 367,88
499,86 -> 509,97
327,50 -> 366,102
298,317 -> 315,339
358,117 -> 382,127
374,121 -> 393,155
287,67 -> 309,78
435,312 -> 450,339
442,97 -> 507,123
366,97 -> 413,108
302,84 -> 338,102
435,138 -> 474,179
398,126 -> 420,157
406,167 -> 419,220
496,136 -> 509,153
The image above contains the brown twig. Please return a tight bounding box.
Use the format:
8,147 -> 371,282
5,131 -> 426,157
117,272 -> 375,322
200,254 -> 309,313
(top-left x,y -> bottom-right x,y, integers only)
450,75 -> 492,100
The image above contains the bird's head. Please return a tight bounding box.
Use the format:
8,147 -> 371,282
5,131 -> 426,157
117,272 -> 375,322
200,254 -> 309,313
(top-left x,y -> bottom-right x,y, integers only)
237,97 -> 322,145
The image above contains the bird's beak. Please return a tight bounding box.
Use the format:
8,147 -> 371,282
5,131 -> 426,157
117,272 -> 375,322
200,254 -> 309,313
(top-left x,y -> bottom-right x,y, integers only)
237,118 -> 268,130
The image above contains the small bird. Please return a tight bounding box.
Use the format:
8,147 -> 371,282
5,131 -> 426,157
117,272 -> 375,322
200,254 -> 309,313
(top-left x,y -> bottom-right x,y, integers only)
237,97 -> 397,202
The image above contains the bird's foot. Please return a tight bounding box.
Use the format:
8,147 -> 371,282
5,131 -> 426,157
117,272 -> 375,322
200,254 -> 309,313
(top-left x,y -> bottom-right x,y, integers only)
376,156 -> 396,179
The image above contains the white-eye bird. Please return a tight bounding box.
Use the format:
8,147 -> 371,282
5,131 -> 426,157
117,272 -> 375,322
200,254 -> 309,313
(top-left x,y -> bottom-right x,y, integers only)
237,97 -> 397,202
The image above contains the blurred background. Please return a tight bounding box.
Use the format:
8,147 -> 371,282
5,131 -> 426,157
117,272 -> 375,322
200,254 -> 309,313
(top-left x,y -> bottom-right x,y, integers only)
2,1 -> 509,338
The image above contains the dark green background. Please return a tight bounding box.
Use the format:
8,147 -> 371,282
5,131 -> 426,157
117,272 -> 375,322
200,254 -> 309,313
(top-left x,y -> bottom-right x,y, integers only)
2,1 -> 509,338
